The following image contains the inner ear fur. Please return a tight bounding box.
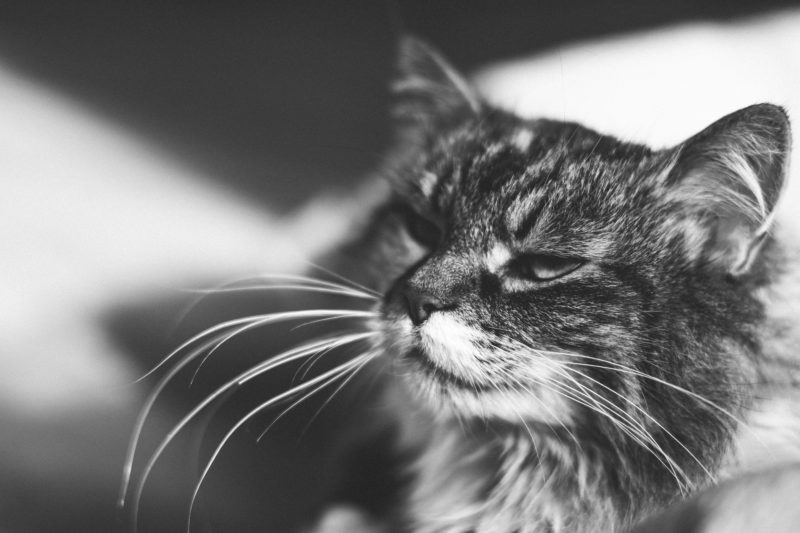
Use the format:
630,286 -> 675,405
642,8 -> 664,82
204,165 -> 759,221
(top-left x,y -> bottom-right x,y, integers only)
391,35 -> 481,138
664,103 -> 791,276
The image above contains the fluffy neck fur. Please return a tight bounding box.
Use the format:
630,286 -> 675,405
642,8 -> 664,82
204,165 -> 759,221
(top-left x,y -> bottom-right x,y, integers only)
401,417 -> 619,533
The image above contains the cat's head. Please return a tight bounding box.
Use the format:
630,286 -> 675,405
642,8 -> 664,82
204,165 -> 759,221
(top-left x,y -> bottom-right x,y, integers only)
371,37 -> 790,486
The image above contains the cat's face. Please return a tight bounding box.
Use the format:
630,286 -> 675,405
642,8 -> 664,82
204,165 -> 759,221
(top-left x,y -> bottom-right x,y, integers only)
378,113 -> 661,426
372,37 -> 790,482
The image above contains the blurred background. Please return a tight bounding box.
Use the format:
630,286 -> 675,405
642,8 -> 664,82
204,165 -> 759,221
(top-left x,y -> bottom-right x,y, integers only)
1,1 -> 799,532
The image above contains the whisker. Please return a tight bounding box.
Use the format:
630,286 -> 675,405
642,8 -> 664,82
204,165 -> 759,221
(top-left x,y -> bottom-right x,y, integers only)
176,283 -> 378,301
260,349 -> 376,441
490,342 -> 692,492
189,310 -> 376,384
496,338 -> 712,491
119,325 -> 256,509
559,363 -> 707,489
490,348 -> 584,454
128,338 -> 374,533
539,376 -> 690,492
118,310 -> 375,510
525,357 -> 694,492
170,273 -> 377,332
557,358 -> 747,431
241,272 -> 377,296
185,352 -> 375,533
521,352 -> 693,489
290,313 -> 376,333
303,261 -> 382,297
134,316 -> 265,383
548,347 -> 764,457
293,329 -> 360,382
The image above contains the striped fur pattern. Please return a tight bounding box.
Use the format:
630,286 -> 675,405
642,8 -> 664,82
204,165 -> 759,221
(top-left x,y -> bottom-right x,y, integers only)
338,37 -> 795,532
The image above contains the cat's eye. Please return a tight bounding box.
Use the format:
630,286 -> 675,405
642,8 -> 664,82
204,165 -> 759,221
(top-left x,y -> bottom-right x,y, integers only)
508,253 -> 584,281
403,208 -> 443,249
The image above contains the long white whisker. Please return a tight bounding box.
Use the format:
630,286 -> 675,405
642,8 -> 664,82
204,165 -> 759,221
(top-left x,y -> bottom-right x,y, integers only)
528,357 -> 693,492
558,353 -> 767,453
529,346 -> 735,424
189,310 -> 376,384
125,332 -> 374,529
562,362 -> 716,485
290,313 -> 376,333
542,376 -> 689,492
496,338 -> 705,491
185,353 -> 374,533
170,273 -> 376,331
293,330 -> 358,382
245,272 -> 374,294
555,358 -> 746,430
176,283 -> 378,301
490,347 -> 584,453
134,316 -> 265,383
493,344 -> 691,493
494,340 -> 653,437
118,310 -> 375,510
302,261 -> 382,297
119,325 -> 256,509
259,349 -> 376,442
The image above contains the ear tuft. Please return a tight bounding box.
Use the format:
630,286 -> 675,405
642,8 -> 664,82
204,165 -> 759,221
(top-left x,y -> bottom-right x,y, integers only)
391,36 -> 481,134
665,104 -> 791,275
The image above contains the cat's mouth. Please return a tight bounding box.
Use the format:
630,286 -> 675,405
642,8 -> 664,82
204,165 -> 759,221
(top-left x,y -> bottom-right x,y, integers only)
404,346 -> 490,391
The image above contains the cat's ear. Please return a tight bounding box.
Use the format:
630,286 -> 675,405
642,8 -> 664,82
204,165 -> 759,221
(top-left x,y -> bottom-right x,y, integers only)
665,103 -> 791,276
391,36 -> 481,135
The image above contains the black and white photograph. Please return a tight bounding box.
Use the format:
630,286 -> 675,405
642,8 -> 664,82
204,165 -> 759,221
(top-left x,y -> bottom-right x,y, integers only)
2,2 -> 800,532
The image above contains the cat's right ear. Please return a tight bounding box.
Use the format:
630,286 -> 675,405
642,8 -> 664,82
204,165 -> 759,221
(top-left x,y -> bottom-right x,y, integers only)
391,36 -> 481,137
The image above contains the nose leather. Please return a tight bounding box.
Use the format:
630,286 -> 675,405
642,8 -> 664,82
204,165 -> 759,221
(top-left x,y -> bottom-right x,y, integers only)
403,286 -> 448,325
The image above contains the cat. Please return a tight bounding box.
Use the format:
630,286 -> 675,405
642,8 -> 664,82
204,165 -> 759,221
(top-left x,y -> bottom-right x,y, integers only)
310,34 -> 800,532
122,26 -> 800,533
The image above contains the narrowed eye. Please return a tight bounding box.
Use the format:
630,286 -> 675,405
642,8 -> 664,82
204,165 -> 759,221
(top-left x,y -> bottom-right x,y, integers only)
508,253 -> 584,281
403,208 -> 442,248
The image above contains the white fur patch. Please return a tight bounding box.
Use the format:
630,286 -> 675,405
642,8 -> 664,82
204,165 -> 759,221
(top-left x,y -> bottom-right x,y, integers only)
484,142 -> 505,158
511,128 -> 534,152
484,243 -> 511,273
310,506 -> 385,533
419,170 -> 439,197
420,314 -> 486,377
415,313 -> 573,424
454,388 -> 574,426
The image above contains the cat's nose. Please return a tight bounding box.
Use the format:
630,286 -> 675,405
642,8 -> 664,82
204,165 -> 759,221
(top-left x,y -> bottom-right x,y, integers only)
403,287 -> 449,326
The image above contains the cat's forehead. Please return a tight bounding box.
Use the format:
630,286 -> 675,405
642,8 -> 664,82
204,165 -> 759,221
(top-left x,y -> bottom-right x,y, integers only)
424,116 -> 653,193
418,116 -> 659,253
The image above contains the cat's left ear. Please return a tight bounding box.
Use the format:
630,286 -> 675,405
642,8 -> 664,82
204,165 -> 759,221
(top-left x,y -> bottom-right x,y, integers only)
665,103 -> 791,276
391,36 -> 481,136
